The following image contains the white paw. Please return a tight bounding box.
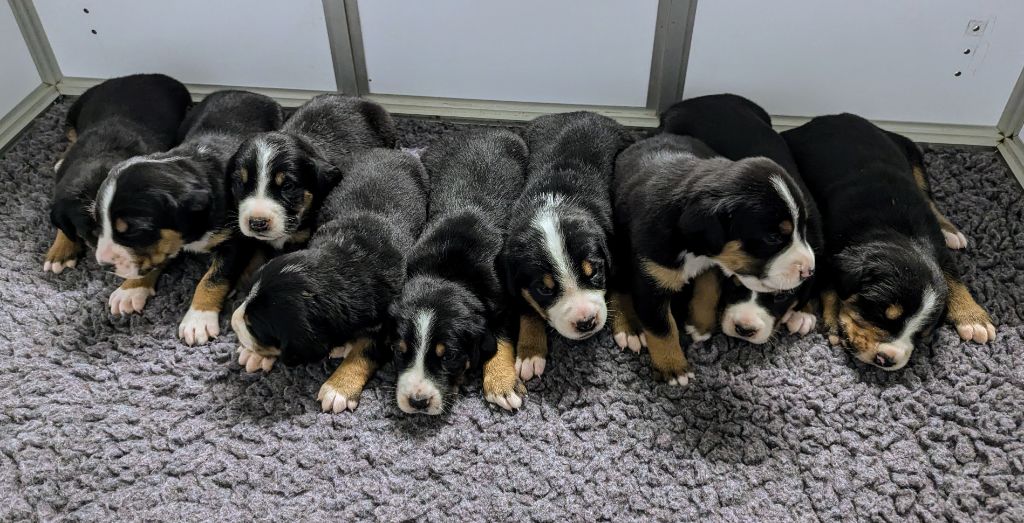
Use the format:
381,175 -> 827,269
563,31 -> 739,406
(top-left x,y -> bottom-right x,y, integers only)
178,308 -> 220,346
684,324 -> 712,342
317,383 -> 358,413
43,258 -> 77,274
515,356 -> 546,381
53,158 -> 63,172
613,331 -> 645,352
108,286 -> 154,315
485,389 -> 524,411
785,311 -> 818,336
956,322 -> 996,344
329,343 -> 352,359
943,229 -> 968,250
237,346 -> 276,373
666,371 -> 696,387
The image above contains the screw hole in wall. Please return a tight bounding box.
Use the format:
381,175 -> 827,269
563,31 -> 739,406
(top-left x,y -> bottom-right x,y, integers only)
971,25 -> 981,32
954,71 -> 962,77
963,48 -> 971,55
91,29 -> 97,35
83,8 -> 89,13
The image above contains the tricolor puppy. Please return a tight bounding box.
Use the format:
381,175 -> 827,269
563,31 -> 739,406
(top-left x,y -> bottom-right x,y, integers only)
502,111 -> 628,381
93,90 -> 283,342
231,149 -> 428,413
45,74 -> 190,274
228,94 -> 397,248
655,94 -> 823,345
783,113 -> 994,370
611,133 -> 814,385
390,129 -> 528,415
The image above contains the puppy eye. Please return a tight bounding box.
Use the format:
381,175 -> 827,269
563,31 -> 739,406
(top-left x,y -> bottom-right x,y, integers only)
765,233 -> 784,245
441,349 -> 458,362
532,280 -> 554,297
773,293 -> 790,303
280,179 -> 294,191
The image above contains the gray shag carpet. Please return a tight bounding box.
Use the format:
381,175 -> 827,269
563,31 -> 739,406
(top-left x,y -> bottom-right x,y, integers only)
2,99 -> 1023,522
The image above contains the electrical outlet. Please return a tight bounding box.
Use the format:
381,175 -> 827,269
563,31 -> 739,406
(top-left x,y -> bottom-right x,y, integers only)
965,19 -> 988,36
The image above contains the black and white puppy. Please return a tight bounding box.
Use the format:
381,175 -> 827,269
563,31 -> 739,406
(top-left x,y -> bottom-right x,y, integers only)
612,133 -> 814,385
502,111 -> 628,381
232,149 -> 428,413
45,74 -> 190,274
657,94 -> 823,344
783,113 -> 994,370
390,129 -> 528,414
228,94 -> 397,248
93,90 -> 283,343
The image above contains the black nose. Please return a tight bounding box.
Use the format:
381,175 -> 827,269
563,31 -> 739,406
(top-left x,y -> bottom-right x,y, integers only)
873,353 -> 896,368
248,217 -> 269,232
735,325 -> 757,338
408,396 -> 431,410
575,315 -> 597,332
802,268 -> 816,279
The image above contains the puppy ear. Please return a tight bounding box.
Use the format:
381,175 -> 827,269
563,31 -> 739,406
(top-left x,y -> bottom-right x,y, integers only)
833,248 -> 867,299
677,205 -> 727,256
313,156 -> 343,194
473,329 -> 498,369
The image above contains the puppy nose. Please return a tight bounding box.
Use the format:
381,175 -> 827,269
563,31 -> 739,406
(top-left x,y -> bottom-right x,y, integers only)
408,395 -> 431,410
735,325 -> 757,338
873,353 -> 896,368
248,217 -> 270,232
575,315 -> 597,333
800,266 -> 815,279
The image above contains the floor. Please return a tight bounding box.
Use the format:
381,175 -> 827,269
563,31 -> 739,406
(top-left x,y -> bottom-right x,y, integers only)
1,99 -> 1022,521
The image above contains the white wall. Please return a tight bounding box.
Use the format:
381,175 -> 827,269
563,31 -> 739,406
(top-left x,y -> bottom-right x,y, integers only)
34,0 -> 336,91
358,0 -> 658,107
685,0 -> 1024,126
0,1 -> 42,119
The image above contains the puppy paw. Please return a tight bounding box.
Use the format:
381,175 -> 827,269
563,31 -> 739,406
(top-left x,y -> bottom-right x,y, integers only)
785,311 -> 818,336
613,331 -> 646,352
515,356 -> 546,382
955,322 -> 996,344
484,375 -> 525,412
317,382 -> 359,413
43,257 -> 77,274
329,343 -> 352,359
943,229 -> 968,250
178,308 -> 220,346
661,369 -> 696,387
108,286 -> 154,315
237,346 -> 276,373
44,232 -> 82,274
684,324 -> 712,343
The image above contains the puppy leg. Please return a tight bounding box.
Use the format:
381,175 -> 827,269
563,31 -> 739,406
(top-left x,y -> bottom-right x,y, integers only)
784,300 -> 819,336
483,337 -> 526,411
318,337 -> 377,413
820,289 -> 842,346
634,283 -> 692,386
944,274 -> 996,343
180,242 -> 254,346
515,313 -> 548,381
610,292 -> 645,352
43,229 -> 83,274
912,166 -> 967,249
108,270 -> 161,315
685,269 -> 720,342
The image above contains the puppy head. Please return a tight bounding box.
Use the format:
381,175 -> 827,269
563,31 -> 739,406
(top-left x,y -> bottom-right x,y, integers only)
389,277 -> 491,415
720,275 -> 801,344
228,133 -> 340,243
690,158 -> 815,292
833,241 -> 947,370
505,195 -> 609,340
94,156 -> 210,278
231,253 -> 333,366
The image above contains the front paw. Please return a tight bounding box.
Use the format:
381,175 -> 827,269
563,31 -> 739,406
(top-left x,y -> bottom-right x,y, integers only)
317,382 -> 360,413
515,355 -> 546,382
237,346 -> 276,373
178,308 -> 220,345
658,366 -> 695,387
785,311 -> 818,336
43,256 -> 78,274
955,321 -> 996,344
942,229 -> 968,250
484,372 -> 526,412
684,324 -> 712,343
108,286 -> 154,315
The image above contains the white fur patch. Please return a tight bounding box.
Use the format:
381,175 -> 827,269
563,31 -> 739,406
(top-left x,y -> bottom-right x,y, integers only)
873,287 -> 940,371
238,139 -> 288,241
721,291 -> 774,344
395,310 -> 443,415
178,308 -> 220,346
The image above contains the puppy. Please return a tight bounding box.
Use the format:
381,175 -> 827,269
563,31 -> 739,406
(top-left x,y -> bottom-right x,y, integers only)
93,90 -> 283,343
45,74 -> 190,274
654,94 -> 823,344
612,133 -> 814,385
502,111 -> 628,381
232,149 -> 428,413
390,129 -> 528,414
228,94 -> 397,249
782,113 -> 994,370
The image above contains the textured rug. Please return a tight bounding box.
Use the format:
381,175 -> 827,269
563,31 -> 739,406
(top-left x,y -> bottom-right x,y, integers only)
1,99 -> 1022,522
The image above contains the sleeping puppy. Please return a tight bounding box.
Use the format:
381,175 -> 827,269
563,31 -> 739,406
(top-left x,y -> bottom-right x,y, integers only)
228,94 -> 397,249
783,113 -> 994,370
502,111 -> 628,381
612,133 -> 814,385
45,74 -> 190,274
93,90 -> 283,340
654,93 -> 823,344
390,129 -> 528,414
231,149 -> 428,413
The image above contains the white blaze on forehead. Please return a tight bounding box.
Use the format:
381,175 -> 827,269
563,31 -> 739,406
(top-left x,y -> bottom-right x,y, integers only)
896,287 -> 940,345
770,175 -> 800,230
532,194 -> 578,293
255,138 -> 277,199
238,138 -> 288,239
396,310 -> 443,413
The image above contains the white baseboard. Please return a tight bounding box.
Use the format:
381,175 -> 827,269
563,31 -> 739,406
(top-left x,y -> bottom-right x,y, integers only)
0,83 -> 59,152
772,115 -> 1000,147
997,137 -> 1024,189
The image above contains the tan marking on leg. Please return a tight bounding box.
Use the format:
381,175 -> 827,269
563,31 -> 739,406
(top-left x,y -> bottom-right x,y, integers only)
912,166 -> 928,193
716,240 -> 757,275
688,269 -> 721,337
640,258 -> 686,292
644,312 -> 691,383
45,229 -> 82,267
66,128 -> 78,142
821,289 -> 841,345
517,313 -> 548,362
190,260 -> 230,312
944,273 -> 996,343
121,269 -> 161,291
483,337 -> 525,409
320,336 -> 378,405
520,290 -> 549,320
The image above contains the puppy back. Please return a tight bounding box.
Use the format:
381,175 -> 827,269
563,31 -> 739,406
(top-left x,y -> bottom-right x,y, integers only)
178,90 -> 284,144
283,94 -> 397,169
67,74 -> 191,149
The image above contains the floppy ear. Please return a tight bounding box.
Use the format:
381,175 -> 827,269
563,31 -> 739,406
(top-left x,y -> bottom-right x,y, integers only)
177,189 -> 211,237
313,156 -> 343,195
677,204 -> 727,256
473,329 -> 498,369
832,248 -> 868,299
498,249 -> 519,298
